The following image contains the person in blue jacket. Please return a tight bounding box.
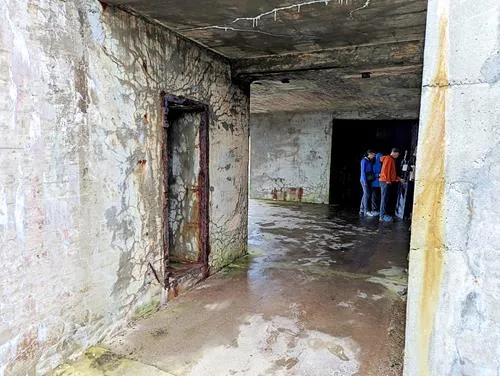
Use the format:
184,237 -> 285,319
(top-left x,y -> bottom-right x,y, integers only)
369,152 -> 383,216
359,150 -> 375,216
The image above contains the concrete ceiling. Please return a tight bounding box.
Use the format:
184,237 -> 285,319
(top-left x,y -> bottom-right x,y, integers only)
250,65 -> 422,117
104,0 -> 427,117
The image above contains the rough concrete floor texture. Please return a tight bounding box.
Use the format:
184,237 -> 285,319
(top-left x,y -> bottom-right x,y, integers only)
55,200 -> 409,376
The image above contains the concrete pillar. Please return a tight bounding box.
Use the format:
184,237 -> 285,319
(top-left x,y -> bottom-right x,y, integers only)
405,0 -> 500,374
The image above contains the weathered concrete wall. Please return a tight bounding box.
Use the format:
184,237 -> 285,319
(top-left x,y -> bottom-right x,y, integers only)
405,0 -> 500,374
168,112 -> 202,263
250,112 -> 332,204
0,1 -> 249,374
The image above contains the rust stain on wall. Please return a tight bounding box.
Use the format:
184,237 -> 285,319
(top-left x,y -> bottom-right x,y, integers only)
271,187 -> 304,202
412,16 -> 448,375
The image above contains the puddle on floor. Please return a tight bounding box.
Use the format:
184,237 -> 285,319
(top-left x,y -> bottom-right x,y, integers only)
187,314 -> 360,376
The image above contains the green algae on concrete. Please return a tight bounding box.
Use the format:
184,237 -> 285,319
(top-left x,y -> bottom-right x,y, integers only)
50,347 -> 174,376
219,247 -> 265,277
219,256 -> 253,277
133,300 -> 160,320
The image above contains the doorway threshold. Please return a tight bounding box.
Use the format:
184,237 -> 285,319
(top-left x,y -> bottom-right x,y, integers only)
166,262 -> 207,299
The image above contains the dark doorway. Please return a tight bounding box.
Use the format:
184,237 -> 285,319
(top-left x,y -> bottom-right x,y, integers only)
162,94 -> 210,283
329,119 -> 418,211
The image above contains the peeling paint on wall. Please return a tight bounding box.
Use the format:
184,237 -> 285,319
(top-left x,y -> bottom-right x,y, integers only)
0,186 -> 8,238
15,181 -> 25,244
168,112 -> 202,263
0,0 -> 249,373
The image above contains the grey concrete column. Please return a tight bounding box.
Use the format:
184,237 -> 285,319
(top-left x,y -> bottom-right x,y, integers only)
405,0 -> 500,375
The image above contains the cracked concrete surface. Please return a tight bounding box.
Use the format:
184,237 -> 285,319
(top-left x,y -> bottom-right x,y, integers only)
98,0 -> 426,123
103,0 -> 427,116
104,0 -> 426,59
250,112 -> 333,204
63,200 -> 410,376
1,0 -> 499,374
0,1 -> 249,373
167,112 -> 202,263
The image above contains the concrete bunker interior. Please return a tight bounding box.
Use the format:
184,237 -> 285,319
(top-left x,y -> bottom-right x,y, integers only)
1,0 -> 499,375
246,110 -> 417,375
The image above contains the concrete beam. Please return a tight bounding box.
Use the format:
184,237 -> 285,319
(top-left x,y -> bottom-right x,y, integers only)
232,40 -> 424,80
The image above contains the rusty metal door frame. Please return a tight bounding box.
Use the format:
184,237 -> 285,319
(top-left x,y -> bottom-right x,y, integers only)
161,93 -> 210,281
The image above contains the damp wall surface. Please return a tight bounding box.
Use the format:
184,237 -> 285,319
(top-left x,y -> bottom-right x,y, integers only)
405,0 -> 500,374
249,112 -> 333,204
0,1 -> 249,374
167,112 -> 202,264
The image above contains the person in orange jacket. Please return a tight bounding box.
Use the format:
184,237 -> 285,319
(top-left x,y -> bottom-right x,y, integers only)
379,148 -> 402,222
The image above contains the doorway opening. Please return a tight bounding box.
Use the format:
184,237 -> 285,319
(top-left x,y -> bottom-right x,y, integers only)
162,94 -> 210,287
329,119 -> 419,219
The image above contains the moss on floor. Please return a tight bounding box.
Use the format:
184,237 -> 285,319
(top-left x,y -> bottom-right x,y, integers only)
49,347 -> 174,376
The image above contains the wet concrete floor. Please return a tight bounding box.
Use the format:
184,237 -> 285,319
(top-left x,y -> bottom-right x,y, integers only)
56,200 -> 410,376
